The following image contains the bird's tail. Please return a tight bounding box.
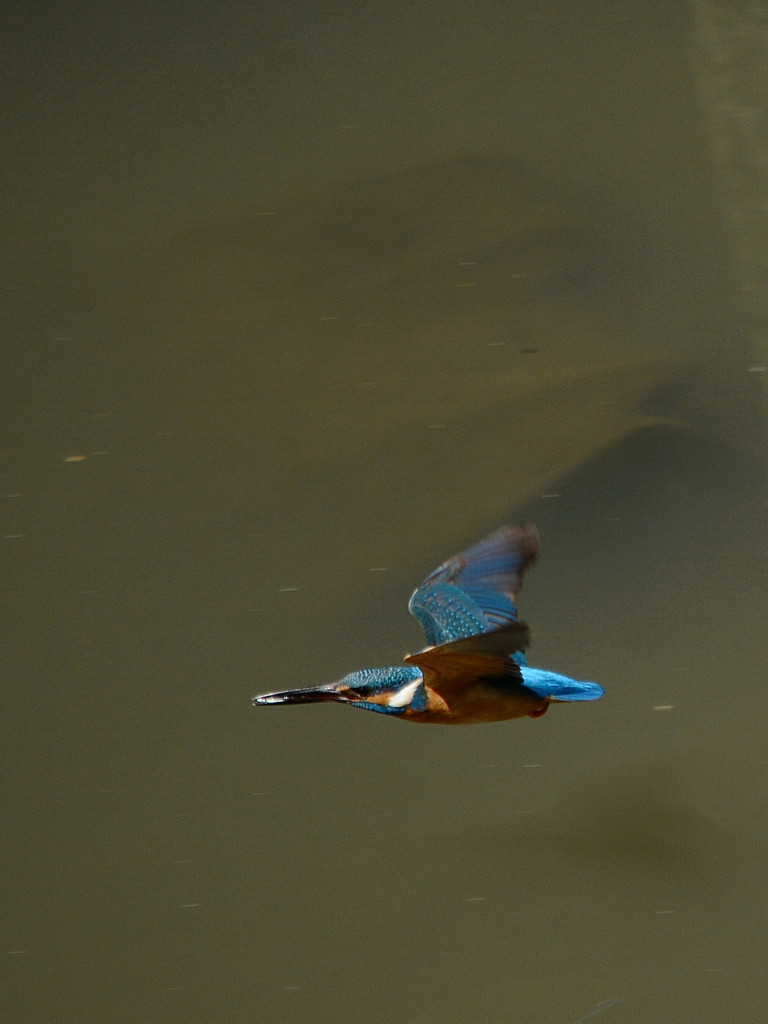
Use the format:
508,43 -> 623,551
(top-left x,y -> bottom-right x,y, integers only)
520,667 -> 604,702
252,684 -> 343,707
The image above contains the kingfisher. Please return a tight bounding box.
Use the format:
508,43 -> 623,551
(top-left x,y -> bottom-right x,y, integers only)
253,524 -> 603,724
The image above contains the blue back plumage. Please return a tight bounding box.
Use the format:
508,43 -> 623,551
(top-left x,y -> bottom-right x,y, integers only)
408,525 -> 539,646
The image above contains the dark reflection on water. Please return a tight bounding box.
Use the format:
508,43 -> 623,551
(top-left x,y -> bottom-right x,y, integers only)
467,757 -> 708,874
3,3 -> 768,1024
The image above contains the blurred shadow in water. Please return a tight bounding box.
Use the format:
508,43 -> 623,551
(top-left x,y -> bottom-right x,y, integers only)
81,152 -> 762,613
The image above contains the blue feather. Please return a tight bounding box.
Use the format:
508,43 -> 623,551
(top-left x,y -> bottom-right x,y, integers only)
520,666 -> 604,701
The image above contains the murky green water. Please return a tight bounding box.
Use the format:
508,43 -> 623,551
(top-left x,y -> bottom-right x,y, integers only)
3,3 -> 766,1022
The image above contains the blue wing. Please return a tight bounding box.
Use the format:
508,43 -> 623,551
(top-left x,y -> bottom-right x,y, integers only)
407,525 -> 540,647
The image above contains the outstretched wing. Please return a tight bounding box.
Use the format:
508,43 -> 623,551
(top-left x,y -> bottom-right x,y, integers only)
407,524 -> 540,646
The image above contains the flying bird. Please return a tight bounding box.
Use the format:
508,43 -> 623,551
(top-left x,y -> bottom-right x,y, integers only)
253,525 -> 603,724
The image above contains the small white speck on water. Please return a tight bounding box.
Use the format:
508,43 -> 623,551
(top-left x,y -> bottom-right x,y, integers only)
427,423 -> 446,429
368,567 -> 388,572
522,763 -> 542,769
282,985 -> 300,991
655,909 -> 674,915
747,365 -> 767,373
278,587 -> 299,592
64,454 -> 87,462
319,315 -> 339,321
541,493 -> 560,499
180,903 -> 201,909
653,705 -> 675,711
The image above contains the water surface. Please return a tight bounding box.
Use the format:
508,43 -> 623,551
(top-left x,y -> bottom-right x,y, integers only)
2,3 -> 766,1023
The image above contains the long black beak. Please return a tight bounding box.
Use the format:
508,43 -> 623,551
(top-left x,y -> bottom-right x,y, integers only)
252,684 -> 341,706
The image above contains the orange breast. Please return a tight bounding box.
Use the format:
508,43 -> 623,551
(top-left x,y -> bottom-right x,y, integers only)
402,682 -> 549,724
